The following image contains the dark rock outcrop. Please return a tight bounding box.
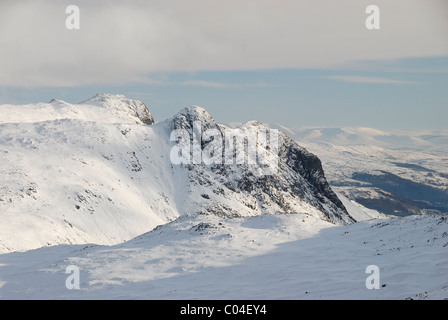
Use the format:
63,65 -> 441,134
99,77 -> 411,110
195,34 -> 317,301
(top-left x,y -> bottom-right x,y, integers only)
170,106 -> 354,225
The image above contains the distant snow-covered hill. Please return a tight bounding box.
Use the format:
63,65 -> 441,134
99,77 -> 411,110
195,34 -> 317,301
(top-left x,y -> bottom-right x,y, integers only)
269,125 -> 448,217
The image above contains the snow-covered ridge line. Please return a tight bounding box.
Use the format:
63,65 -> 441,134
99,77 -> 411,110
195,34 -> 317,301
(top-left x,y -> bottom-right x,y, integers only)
0,93 -> 154,125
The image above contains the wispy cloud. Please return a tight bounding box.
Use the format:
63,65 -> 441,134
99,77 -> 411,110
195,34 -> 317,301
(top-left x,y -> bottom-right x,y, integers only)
123,91 -> 156,98
323,75 -> 420,85
179,80 -> 270,89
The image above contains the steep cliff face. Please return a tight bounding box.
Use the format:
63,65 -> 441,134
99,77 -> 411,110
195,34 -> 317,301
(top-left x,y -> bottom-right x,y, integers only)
169,106 -> 354,224
281,134 -> 350,223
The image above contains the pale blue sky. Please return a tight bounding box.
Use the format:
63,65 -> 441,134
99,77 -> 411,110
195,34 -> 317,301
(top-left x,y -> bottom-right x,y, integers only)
0,1 -> 447,129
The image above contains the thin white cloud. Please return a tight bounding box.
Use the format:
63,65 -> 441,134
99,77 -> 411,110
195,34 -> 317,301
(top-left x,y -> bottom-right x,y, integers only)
323,76 -> 420,85
123,91 -> 156,98
179,80 -> 270,89
0,0 -> 447,87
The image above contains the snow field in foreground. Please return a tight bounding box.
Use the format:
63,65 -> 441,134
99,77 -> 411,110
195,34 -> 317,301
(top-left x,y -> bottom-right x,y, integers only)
0,213 -> 447,300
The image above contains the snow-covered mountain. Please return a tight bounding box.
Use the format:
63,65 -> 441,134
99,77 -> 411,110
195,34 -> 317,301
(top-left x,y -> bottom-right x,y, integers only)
0,93 -> 373,253
0,94 -> 446,300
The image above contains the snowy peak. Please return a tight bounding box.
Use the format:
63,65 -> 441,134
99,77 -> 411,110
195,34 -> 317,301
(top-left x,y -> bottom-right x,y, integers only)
49,98 -> 70,105
81,92 -> 127,104
1,93 -> 154,125
166,106 -> 354,225
172,105 -> 218,132
80,93 -> 155,125
243,120 -> 266,128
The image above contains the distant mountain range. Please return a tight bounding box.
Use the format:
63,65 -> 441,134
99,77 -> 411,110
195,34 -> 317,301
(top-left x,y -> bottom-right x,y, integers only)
266,125 -> 448,217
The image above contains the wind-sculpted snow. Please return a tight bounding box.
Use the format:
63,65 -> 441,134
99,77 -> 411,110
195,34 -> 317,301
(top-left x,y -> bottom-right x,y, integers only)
0,213 -> 446,299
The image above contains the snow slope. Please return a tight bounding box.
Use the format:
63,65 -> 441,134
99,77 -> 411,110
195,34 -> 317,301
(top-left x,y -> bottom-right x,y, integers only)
0,93 -> 154,125
0,213 -> 446,299
0,95 -> 182,252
